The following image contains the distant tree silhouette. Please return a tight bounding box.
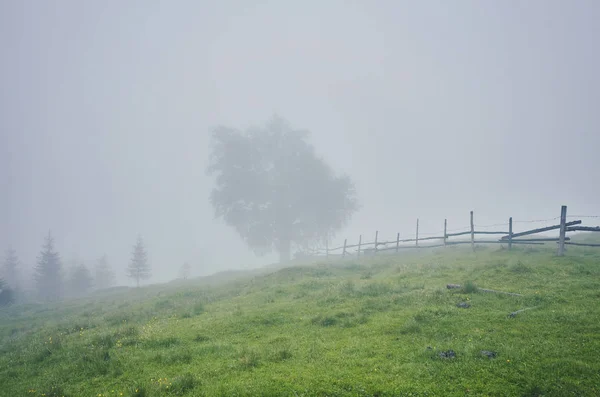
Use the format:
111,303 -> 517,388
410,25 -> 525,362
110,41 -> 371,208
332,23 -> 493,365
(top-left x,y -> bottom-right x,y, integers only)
0,278 -> 14,307
127,235 -> 151,287
2,247 -> 19,290
68,263 -> 93,297
94,254 -> 116,290
207,116 -> 359,263
34,231 -> 63,302
180,262 -> 191,280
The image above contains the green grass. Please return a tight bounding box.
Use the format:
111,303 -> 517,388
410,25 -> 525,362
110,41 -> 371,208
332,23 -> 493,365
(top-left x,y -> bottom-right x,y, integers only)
1,243 -> 600,396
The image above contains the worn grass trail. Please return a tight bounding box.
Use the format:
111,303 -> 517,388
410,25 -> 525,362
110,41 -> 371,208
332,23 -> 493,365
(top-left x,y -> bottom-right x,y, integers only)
1,244 -> 600,396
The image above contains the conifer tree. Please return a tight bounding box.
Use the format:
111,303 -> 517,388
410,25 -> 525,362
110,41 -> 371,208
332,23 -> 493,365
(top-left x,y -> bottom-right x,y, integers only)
68,263 -> 93,297
34,231 -> 63,301
2,247 -> 19,290
127,235 -> 151,287
94,254 -> 116,290
180,262 -> 191,280
0,278 -> 14,307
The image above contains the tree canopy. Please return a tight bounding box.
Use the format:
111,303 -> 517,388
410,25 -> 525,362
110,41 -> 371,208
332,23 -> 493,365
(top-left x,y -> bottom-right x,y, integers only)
207,116 -> 359,262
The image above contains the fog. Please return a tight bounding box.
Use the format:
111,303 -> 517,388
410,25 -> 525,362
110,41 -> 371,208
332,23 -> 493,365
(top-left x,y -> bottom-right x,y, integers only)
1,1 -> 599,286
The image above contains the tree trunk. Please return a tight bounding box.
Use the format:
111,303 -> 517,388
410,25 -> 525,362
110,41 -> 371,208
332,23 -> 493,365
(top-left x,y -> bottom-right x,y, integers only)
278,238 -> 291,263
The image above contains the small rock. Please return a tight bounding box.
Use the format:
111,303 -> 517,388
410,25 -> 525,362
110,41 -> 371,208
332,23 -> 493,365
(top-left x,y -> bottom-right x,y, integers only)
480,350 -> 497,359
439,350 -> 456,359
456,302 -> 471,309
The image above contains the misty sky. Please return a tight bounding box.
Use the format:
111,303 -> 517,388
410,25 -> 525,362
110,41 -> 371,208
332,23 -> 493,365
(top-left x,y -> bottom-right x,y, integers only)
1,1 -> 599,284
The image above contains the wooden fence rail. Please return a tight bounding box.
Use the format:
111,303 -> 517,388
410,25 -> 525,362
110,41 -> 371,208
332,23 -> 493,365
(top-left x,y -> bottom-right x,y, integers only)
564,242 -> 600,247
567,226 -> 600,232
311,205 -> 600,259
500,220 -> 582,240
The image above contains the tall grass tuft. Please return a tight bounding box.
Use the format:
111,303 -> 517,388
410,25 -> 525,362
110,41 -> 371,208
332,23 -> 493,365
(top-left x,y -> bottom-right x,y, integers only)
510,261 -> 532,274
462,280 -> 479,293
168,372 -> 198,395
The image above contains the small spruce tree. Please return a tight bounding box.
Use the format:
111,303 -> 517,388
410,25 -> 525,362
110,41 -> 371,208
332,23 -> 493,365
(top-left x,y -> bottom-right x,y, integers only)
94,254 -> 116,290
68,263 -> 93,297
2,247 -> 19,290
127,235 -> 151,287
0,278 -> 15,307
180,262 -> 191,280
34,231 -> 63,302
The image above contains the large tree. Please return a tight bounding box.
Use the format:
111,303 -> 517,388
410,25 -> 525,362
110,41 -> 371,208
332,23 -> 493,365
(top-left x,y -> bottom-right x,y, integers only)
34,231 -> 64,302
94,254 -> 116,290
207,116 -> 359,262
2,247 -> 19,290
127,235 -> 151,287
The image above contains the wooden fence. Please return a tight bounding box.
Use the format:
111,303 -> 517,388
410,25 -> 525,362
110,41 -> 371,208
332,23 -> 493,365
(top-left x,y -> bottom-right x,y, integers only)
309,205 -> 600,259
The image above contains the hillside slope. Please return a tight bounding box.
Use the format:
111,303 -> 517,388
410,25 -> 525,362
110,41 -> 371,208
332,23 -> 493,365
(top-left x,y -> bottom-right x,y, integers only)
1,244 -> 599,396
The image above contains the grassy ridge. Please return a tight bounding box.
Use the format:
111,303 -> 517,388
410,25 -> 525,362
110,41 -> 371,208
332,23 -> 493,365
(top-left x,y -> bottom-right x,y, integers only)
1,244 -> 600,396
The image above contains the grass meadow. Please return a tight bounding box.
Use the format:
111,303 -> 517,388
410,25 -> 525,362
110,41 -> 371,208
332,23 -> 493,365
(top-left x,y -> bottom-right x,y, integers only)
1,241 -> 599,396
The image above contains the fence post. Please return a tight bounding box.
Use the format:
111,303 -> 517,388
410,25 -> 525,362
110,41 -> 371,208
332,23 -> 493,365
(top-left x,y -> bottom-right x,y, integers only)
444,219 -> 447,247
374,231 -> 379,255
508,217 -> 513,251
357,235 -> 362,258
558,205 -> 567,256
342,239 -> 347,258
396,232 -> 400,253
326,239 -> 329,258
416,219 -> 419,247
470,211 -> 475,252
